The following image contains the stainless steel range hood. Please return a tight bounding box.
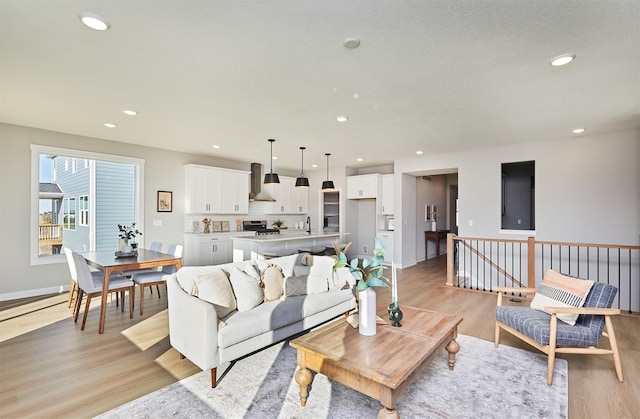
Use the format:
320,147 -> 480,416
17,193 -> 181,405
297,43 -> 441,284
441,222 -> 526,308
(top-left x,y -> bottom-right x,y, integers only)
249,162 -> 276,201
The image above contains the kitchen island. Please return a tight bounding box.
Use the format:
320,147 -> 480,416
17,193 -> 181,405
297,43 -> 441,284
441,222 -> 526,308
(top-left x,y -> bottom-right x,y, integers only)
232,231 -> 348,262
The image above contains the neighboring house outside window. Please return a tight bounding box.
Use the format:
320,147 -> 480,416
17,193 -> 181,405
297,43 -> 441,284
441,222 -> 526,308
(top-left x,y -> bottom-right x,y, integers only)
63,197 -> 76,230
79,195 -> 89,226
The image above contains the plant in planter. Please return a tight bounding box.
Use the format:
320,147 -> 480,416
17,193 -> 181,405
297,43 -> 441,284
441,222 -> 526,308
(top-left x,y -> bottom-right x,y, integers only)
272,219 -> 285,230
117,223 -> 142,252
333,237 -> 389,335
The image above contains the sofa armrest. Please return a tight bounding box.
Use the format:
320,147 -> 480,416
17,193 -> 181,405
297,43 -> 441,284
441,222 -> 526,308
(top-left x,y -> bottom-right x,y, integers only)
167,273 -> 220,372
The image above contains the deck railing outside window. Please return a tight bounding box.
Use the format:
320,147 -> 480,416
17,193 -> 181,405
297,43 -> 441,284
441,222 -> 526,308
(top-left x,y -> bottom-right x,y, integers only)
446,234 -> 639,314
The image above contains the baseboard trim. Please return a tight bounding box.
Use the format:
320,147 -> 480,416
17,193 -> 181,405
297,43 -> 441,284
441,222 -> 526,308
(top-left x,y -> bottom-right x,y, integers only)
0,285 -> 68,301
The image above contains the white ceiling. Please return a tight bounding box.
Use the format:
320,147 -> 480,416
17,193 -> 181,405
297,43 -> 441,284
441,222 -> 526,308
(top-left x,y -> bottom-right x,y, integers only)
1,1 -> 638,172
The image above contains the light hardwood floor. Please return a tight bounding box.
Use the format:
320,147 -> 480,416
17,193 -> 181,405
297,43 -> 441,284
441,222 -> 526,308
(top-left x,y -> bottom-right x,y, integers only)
0,260 -> 638,418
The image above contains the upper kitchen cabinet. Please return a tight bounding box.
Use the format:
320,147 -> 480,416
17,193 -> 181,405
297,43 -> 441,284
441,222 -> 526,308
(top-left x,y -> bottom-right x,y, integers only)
264,176 -> 308,214
346,174 -> 380,199
381,174 -> 394,215
185,164 -> 249,214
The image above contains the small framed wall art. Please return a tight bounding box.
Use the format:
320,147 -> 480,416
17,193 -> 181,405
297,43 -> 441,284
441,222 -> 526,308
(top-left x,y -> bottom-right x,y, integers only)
157,191 -> 173,212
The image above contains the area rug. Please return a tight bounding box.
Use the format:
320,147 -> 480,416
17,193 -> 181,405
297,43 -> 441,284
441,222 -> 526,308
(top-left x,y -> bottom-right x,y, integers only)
97,334 -> 567,419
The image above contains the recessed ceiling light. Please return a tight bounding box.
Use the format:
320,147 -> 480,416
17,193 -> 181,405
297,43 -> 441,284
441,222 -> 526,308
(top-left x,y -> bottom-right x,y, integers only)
572,128 -> 586,134
550,54 -> 576,67
272,156 -> 278,160
123,110 -> 137,116
336,116 -> 348,122
312,164 -> 318,168
212,145 -> 221,149
78,12 -> 111,31
104,123 -> 117,128
343,37 -> 361,49
416,150 -> 424,155
356,158 -> 363,162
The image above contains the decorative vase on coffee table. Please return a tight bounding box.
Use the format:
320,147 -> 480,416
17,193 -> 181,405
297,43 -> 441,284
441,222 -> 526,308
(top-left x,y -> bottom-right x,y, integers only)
358,287 -> 377,336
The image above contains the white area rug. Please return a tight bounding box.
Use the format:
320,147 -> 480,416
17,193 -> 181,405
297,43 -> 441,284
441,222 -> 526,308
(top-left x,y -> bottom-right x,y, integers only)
97,334 -> 567,418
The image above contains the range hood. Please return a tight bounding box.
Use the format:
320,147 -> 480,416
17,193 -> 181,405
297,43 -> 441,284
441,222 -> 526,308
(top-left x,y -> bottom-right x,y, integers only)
249,162 -> 276,202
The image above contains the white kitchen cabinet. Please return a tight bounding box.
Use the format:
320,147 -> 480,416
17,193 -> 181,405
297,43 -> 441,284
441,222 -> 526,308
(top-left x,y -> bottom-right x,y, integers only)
347,174 -> 380,199
265,176 -> 308,214
185,164 -> 249,214
381,174 -> 394,215
184,234 -> 231,266
220,169 -> 250,214
376,231 -> 394,263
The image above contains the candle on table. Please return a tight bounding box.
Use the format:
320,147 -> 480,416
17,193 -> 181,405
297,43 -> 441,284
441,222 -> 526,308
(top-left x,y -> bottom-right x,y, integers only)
392,262 -> 398,305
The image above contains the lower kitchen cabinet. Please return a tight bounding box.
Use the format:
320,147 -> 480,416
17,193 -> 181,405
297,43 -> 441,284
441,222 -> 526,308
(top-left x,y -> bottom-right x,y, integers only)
184,234 -> 231,266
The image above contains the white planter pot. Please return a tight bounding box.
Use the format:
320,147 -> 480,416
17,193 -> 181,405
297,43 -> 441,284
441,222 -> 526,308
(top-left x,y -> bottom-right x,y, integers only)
119,238 -> 132,253
358,287 -> 377,336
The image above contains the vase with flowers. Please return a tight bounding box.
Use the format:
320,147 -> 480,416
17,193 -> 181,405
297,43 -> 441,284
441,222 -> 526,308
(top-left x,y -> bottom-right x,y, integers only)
117,223 -> 142,254
333,237 -> 389,336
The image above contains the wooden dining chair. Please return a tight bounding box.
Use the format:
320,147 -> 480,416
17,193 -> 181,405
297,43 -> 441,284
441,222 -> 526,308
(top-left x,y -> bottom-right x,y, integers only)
131,244 -> 183,315
72,251 -> 135,330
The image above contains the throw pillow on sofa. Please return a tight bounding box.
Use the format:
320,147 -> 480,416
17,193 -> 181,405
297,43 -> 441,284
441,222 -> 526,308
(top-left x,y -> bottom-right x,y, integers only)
284,275 -> 308,297
191,269 -> 237,318
260,263 -> 285,302
227,265 -> 263,312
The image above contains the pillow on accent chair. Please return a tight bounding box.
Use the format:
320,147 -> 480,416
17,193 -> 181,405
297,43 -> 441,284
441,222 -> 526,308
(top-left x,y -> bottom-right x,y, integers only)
260,263 -> 285,302
191,269 -> 237,318
530,269 -> 594,325
227,265 -> 263,312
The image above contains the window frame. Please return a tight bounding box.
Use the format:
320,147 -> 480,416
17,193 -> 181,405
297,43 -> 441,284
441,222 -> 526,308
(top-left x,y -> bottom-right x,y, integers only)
79,195 -> 89,226
30,144 -> 145,265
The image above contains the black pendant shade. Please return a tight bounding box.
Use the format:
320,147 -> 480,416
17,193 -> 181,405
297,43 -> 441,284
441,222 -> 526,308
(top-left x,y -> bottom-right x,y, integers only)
264,139 -> 280,184
295,146 -> 309,188
322,153 -> 335,190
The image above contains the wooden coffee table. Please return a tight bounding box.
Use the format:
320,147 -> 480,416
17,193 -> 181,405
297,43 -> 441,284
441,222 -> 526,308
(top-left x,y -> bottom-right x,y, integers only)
289,306 -> 463,418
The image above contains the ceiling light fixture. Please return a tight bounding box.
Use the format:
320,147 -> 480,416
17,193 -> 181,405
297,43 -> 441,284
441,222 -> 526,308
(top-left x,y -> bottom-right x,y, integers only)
343,37 -> 361,49
416,150 -> 424,155
295,147 -> 310,188
356,158 -> 363,162
264,139 -> 280,184
104,122 -> 117,128
572,128 -> 586,134
550,53 -> 576,67
78,12 -> 111,31
123,110 -> 137,116
212,145 -> 221,149
336,116 -> 348,122
322,153 -> 335,190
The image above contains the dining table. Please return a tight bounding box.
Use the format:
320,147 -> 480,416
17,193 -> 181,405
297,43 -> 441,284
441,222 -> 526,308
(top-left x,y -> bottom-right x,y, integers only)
80,248 -> 182,334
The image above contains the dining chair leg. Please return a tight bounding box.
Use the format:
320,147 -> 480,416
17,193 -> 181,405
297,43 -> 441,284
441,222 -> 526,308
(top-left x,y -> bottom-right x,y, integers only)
67,280 -> 76,308
74,291 -> 84,323
156,284 -> 161,298
139,284 -> 145,316
129,286 -> 134,319
120,291 -> 125,312
81,294 -> 93,331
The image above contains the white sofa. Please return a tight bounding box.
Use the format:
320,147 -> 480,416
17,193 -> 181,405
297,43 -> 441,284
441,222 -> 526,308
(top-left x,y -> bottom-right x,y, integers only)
167,253 -> 356,388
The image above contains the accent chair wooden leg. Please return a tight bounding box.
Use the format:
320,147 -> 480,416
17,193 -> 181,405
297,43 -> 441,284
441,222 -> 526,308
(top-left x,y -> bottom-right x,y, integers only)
605,316 -> 624,382
494,322 -> 501,347
211,368 -> 217,388
547,314 -> 558,385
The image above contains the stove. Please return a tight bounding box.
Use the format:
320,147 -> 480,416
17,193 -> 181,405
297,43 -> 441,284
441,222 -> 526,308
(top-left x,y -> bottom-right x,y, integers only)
243,220 -> 281,236
255,228 -> 281,236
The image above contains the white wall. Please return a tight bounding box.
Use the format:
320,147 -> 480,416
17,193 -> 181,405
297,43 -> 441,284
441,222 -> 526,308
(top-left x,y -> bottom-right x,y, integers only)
395,129 -> 640,268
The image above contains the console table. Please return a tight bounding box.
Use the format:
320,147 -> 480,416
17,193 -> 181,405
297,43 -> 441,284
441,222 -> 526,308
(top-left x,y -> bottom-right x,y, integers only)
425,230 -> 449,260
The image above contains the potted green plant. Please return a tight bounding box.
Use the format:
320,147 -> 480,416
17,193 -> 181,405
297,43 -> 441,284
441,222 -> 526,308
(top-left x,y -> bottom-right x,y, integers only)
272,219 -> 285,230
117,223 -> 142,252
333,237 -> 388,335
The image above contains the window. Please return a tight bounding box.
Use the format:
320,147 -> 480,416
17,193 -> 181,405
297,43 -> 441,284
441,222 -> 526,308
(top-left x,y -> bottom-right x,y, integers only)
79,195 -> 89,226
63,197 -> 76,230
501,160 -> 535,231
31,145 -> 145,264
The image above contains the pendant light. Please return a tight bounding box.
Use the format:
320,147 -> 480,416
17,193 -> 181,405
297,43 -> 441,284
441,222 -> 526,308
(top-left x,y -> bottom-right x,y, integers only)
295,147 -> 310,188
322,153 -> 335,190
264,139 -> 280,184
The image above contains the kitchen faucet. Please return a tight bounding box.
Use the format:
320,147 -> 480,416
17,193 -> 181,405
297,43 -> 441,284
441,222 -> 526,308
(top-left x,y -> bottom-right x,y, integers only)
306,216 -> 311,234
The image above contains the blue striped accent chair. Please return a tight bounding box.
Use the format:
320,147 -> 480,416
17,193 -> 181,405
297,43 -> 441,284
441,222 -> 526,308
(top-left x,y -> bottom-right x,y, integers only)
495,282 -> 623,385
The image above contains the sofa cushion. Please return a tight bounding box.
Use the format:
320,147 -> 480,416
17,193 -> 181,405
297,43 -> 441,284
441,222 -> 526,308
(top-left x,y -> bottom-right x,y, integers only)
218,298 -> 304,348
192,269 -> 237,318
227,265 -> 263,312
260,263 -> 285,302
301,288 -> 355,318
530,269 -> 594,325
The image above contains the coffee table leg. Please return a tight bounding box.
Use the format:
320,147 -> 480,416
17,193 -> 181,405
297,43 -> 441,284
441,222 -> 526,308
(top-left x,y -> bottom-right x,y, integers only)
446,338 -> 460,370
295,367 -> 313,407
378,406 -> 400,419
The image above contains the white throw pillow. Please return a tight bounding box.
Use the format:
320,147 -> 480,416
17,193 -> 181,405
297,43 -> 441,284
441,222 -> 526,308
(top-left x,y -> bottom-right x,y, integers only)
192,269 -> 237,318
306,255 -> 336,293
258,253 -> 298,278
228,265 -> 263,312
